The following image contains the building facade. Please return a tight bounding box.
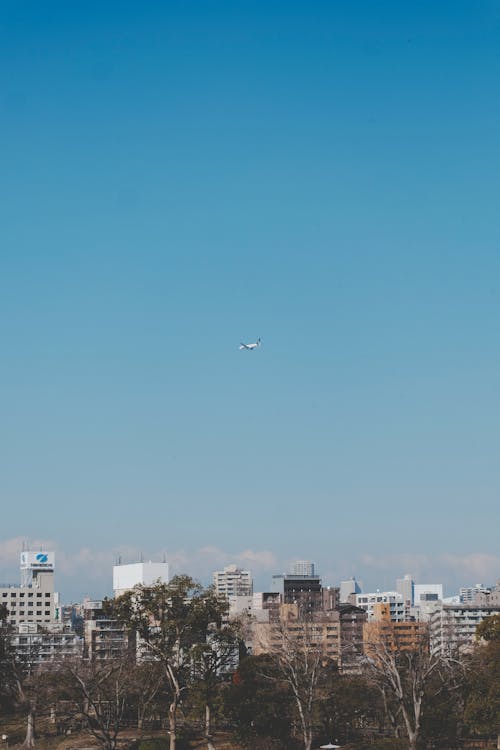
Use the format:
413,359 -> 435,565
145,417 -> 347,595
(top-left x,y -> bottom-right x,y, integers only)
0,551 -> 58,627
213,565 -> 253,598
429,602 -> 500,656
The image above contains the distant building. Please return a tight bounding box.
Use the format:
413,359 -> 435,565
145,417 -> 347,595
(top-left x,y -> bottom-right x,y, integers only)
322,586 -> 340,611
356,591 -> 405,621
413,583 -> 443,605
113,560 -> 169,597
213,565 -> 253,598
272,565 -> 322,616
429,602 -> 500,656
363,602 -> 428,657
83,599 -> 130,661
396,574 -> 414,613
0,551 -> 58,627
290,560 -> 315,577
10,622 -> 83,665
474,580 -> 500,607
338,603 -> 368,668
253,603 -> 342,664
459,583 -> 492,604
340,577 -> 361,603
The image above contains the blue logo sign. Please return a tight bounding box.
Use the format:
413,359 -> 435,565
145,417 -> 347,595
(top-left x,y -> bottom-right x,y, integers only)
36,553 -> 49,563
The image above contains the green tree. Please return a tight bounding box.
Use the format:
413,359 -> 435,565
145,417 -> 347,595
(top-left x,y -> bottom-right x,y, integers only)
224,654 -> 294,749
111,575 -> 232,750
188,602 -> 240,750
464,614 -> 500,742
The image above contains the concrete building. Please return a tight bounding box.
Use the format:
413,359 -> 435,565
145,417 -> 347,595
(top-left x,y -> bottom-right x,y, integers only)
474,580 -> 500,607
252,591 -> 282,622
253,603 -> 342,664
338,603 -> 368,668
429,602 -> 500,656
0,551 -> 58,627
396,574 -> 414,614
340,577 -> 361,603
10,622 -> 83,664
459,584 -> 490,603
363,602 -> 428,657
113,560 -> 169,597
272,565 -> 322,616
413,583 -> 443,605
356,591 -> 405,621
290,560 -> 315,577
213,565 -> 253,598
83,599 -> 130,661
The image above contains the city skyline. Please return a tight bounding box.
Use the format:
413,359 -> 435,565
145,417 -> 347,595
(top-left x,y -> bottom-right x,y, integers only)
1,2 -> 499,599
0,536 -> 498,602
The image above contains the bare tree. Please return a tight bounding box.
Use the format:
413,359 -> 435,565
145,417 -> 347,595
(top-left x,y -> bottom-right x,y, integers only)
258,609 -> 332,750
62,657 -> 135,750
363,627 -> 460,750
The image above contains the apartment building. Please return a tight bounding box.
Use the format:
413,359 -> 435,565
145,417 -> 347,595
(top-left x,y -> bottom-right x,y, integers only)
429,602 -> 500,656
213,565 -> 253,598
252,603 -> 342,664
11,622 -> 83,665
83,599 -> 130,661
363,602 -> 428,658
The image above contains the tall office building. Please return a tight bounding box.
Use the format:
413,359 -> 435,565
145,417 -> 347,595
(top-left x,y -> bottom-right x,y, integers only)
272,562 -> 322,616
213,565 -> 253,598
0,551 -> 58,627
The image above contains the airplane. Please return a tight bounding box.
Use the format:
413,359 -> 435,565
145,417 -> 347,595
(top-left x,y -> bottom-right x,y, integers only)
239,338 -> 261,350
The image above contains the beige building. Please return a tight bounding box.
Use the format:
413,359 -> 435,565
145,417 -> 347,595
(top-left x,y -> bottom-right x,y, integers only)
252,603 -> 342,664
363,602 -> 428,658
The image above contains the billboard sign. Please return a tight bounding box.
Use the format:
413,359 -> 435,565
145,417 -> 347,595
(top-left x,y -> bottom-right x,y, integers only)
20,551 -> 55,571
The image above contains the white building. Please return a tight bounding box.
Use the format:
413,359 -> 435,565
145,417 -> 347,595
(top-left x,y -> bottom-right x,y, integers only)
429,602 -> 500,656
213,565 -> 253,598
113,560 -> 169,597
356,591 -> 405,621
0,551 -> 58,627
459,583 -> 491,603
413,583 -> 443,604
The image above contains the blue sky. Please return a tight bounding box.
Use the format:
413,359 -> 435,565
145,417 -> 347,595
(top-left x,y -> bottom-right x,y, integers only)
1,1 -> 499,600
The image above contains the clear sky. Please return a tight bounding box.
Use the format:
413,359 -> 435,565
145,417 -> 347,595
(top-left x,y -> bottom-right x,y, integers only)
1,1 -> 499,600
